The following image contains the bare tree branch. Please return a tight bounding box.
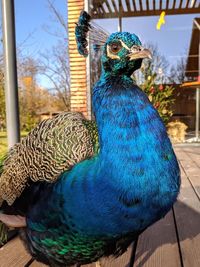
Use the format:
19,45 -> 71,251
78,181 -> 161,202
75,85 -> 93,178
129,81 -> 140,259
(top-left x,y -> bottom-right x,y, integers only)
39,40 -> 70,109
45,0 -> 68,37
169,57 -> 186,84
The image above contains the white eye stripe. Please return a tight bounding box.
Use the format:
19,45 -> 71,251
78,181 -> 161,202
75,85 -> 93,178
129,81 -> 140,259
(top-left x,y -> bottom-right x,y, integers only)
119,40 -> 143,53
119,40 -> 130,51
130,45 -> 143,52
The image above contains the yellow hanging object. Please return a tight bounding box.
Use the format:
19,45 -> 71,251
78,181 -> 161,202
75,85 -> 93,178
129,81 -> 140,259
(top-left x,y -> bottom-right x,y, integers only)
156,11 -> 166,30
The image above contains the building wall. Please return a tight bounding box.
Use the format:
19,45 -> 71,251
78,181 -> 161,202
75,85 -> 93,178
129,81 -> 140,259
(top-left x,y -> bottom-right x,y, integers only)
171,87 -> 196,130
67,0 -> 88,118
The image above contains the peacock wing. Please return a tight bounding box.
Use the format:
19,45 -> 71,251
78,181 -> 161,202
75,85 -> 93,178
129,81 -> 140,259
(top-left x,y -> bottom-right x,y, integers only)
0,112 -> 99,206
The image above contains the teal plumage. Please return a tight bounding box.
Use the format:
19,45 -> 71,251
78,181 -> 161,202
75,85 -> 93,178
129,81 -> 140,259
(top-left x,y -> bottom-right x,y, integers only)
0,11 -> 180,267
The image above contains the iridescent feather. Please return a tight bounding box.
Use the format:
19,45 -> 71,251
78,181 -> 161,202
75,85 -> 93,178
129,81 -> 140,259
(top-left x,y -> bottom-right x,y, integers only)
75,11 -> 108,57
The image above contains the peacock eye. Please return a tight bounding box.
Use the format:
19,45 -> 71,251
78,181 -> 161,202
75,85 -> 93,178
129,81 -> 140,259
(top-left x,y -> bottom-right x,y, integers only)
110,42 -> 122,54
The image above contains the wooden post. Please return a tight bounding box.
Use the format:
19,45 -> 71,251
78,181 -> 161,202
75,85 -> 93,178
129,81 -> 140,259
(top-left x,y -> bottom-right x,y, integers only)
195,88 -> 200,141
194,19 -> 200,141
68,0 -> 88,118
118,0 -> 122,32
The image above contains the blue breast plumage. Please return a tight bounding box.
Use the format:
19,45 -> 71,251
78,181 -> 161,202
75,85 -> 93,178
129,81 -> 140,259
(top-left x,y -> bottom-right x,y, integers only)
23,74 -> 180,266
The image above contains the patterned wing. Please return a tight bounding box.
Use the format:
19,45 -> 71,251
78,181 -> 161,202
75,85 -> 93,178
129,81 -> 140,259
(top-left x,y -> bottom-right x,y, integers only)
0,112 -> 98,206
83,119 -> 99,155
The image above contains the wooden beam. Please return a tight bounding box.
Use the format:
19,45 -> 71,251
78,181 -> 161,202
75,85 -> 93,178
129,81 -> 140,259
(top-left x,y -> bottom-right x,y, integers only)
179,0 -> 183,8
125,0 -> 131,12
172,0 -> 176,9
186,0 -> 190,8
92,1 -> 101,15
104,0 -> 113,13
132,0 -> 137,11
100,2 -> 108,14
159,0 -> 162,10
146,0 -> 149,11
153,0 -> 156,11
139,0 -> 143,11
166,0 -> 170,10
99,6 -> 104,14
193,0 -> 198,8
111,0 -> 118,12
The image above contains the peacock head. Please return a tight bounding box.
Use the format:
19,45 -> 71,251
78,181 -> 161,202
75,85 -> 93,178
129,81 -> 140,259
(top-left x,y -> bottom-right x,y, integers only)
101,32 -> 152,76
75,11 -> 152,77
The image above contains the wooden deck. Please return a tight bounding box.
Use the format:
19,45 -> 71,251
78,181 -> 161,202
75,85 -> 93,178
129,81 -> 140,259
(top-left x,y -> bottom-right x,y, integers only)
0,145 -> 200,267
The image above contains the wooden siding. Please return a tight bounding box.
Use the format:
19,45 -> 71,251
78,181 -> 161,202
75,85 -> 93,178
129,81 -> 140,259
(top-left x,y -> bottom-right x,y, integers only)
68,0 -> 88,118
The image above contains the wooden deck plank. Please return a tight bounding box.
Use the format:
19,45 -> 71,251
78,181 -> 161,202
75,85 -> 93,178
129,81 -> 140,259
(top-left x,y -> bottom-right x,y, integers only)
100,244 -> 134,267
30,259 -> 48,266
173,147 -> 200,267
0,237 -> 31,267
182,146 -> 200,168
175,146 -> 200,198
81,263 -> 96,267
133,211 -> 181,267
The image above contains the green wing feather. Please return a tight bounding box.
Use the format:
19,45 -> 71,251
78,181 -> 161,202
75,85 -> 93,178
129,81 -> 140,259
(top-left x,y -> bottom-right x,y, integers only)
0,220 -> 8,247
0,156 -> 8,246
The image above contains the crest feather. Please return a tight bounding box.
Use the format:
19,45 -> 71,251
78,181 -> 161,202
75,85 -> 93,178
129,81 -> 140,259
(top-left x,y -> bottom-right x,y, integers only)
75,11 -> 109,57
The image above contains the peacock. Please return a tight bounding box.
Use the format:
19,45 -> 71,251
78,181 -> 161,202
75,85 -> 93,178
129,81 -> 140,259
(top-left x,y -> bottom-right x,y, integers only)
0,11 -> 180,267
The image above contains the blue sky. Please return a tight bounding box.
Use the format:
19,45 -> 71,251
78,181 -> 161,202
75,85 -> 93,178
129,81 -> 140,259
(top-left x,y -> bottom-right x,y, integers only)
14,0 -> 67,57
0,0 -> 199,87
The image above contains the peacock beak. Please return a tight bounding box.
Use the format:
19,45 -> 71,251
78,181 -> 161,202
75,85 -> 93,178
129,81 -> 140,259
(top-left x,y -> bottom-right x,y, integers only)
128,46 -> 152,61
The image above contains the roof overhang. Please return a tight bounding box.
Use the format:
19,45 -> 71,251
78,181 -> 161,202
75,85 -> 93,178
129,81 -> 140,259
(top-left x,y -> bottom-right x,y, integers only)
90,0 -> 200,19
185,18 -> 200,79
181,81 -> 200,88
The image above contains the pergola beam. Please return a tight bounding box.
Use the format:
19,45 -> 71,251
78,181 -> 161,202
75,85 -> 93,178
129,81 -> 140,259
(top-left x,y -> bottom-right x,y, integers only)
139,0 -> 143,11
125,0 -> 131,11
118,0 -> 122,32
179,0 -> 183,8
193,0 -> 198,8
186,18 -> 200,78
105,0 -> 112,13
172,0 -> 176,9
92,8 -> 200,19
166,0 -> 170,9
153,0 -> 156,10
159,0 -> 162,10
132,0 -> 137,12
111,0 -> 118,13
91,0 -> 200,19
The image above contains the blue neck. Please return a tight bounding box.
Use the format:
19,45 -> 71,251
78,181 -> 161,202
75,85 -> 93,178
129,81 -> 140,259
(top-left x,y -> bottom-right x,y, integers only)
92,74 -> 167,170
